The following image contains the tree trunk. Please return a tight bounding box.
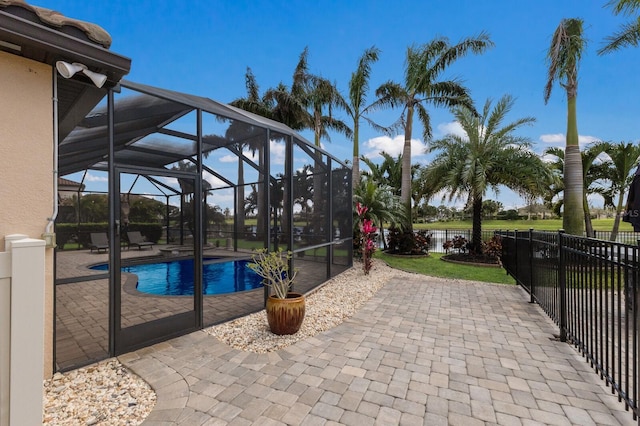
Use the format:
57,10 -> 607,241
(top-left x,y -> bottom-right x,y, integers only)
471,195 -> 483,254
401,105 -> 414,232
312,124 -> 323,240
236,155 -> 245,240
352,156 -> 360,192
352,123 -> 360,192
562,96 -> 585,235
610,191 -> 626,242
583,192 -> 594,238
257,146 -> 265,241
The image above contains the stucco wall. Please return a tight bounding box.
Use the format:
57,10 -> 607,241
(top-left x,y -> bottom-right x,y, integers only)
0,50 -> 54,377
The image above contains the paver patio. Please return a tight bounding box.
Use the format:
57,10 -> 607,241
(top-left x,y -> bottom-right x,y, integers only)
119,272 -> 637,425
55,248 -> 340,370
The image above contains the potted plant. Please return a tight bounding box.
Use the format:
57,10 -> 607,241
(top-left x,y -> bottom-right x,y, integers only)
248,248 -> 305,335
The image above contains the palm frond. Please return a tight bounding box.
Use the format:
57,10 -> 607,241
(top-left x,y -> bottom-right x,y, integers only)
605,0 -> 640,16
598,18 -> 640,54
349,46 -> 380,112
545,18 -> 585,102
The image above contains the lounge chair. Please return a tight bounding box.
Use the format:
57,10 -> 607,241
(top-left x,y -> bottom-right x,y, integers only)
127,231 -> 154,250
89,233 -> 109,253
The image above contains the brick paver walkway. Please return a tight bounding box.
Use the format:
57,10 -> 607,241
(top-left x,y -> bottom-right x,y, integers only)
120,274 -> 636,425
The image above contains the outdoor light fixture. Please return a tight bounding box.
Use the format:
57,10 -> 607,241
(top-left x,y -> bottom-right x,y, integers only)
55,60 -> 107,88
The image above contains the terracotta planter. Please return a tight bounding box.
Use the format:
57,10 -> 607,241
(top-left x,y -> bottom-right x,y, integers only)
266,292 -> 305,335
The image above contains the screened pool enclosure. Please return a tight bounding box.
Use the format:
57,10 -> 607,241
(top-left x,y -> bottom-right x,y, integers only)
55,80 -> 352,371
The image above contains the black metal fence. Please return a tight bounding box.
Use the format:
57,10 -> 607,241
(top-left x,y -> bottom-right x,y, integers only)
379,229 -> 498,253
499,229 -> 640,422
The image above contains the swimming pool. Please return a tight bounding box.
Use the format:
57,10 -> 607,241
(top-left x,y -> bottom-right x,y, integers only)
91,258 -> 263,296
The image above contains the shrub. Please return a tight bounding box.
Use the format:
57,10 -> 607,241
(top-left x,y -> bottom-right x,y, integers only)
452,235 -> 469,253
386,228 -> 431,255
482,235 -> 502,265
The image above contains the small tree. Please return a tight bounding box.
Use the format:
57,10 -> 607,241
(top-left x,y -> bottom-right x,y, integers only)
355,203 -> 377,275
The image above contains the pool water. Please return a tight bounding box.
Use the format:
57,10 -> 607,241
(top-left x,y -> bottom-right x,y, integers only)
91,258 -> 263,296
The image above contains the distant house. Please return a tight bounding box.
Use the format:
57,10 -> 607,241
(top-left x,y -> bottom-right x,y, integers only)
58,177 -> 84,200
517,204 -> 553,219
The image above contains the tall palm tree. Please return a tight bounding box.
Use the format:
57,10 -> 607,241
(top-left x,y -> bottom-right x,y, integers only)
544,141 -> 609,237
307,75 -> 352,148
344,46 -> 381,190
265,49 -> 312,131
230,68 -> 274,239
598,0 -> 640,54
600,141 -> 640,240
267,48 -> 352,238
424,95 -> 551,254
544,18 -> 587,235
373,33 -> 493,232
230,67 -> 275,118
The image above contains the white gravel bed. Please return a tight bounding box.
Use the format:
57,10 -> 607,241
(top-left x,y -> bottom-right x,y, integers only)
43,358 -> 155,425
205,259 -> 394,352
42,260 -> 395,425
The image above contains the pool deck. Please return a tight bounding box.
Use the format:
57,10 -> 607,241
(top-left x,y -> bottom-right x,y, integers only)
55,247 -> 329,370
120,272 -> 637,425
55,248 -> 264,370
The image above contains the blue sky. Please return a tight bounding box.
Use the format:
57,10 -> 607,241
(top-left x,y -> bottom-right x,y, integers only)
37,0 -> 640,210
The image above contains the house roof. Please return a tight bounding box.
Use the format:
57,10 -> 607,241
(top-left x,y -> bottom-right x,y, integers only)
0,0 -> 111,48
0,0 -> 131,138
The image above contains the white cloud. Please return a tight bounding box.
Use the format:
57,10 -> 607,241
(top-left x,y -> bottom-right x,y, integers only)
539,133 -> 565,144
163,176 -> 179,186
436,121 -> 466,138
204,175 -> 231,189
218,149 -> 259,164
539,133 -> 601,148
362,135 -> 427,159
85,172 -> 108,182
270,141 -> 286,165
579,135 -> 600,146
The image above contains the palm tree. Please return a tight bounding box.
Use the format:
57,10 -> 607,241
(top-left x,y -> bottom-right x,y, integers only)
373,33 -> 493,232
424,95 -> 551,254
361,152 -> 403,194
230,67 -> 275,118
543,141 -> 609,237
600,141 -> 640,240
265,47 -> 352,143
598,0 -> 640,54
344,46 -> 381,190
361,153 -> 422,219
264,49 -> 311,131
354,177 -> 408,250
544,18 -> 587,235
307,75 -> 352,148
230,68 -> 274,239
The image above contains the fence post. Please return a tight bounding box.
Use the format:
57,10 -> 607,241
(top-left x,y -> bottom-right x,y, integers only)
529,228 -> 534,304
514,229 -> 518,280
5,235 -> 46,426
558,229 -> 567,342
0,251 -> 9,426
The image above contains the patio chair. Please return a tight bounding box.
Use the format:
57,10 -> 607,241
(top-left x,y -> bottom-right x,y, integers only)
89,233 -> 109,253
127,231 -> 154,250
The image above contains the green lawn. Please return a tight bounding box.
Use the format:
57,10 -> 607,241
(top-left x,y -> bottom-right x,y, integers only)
376,251 -> 516,285
413,218 -> 632,232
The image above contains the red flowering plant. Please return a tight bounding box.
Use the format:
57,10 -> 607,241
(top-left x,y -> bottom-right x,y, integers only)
355,203 -> 377,275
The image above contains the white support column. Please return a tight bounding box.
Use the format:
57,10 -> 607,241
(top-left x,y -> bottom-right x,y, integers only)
0,250 -> 11,426
5,235 -> 45,426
